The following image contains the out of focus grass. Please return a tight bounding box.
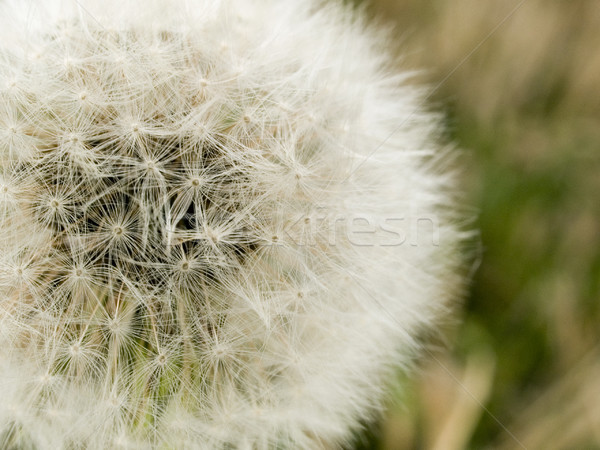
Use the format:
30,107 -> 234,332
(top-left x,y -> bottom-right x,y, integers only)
353,0 -> 600,448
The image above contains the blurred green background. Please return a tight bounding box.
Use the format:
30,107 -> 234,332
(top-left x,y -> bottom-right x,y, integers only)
350,0 -> 600,448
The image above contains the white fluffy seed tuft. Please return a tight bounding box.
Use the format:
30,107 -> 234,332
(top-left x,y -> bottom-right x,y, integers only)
0,0 -> 464,448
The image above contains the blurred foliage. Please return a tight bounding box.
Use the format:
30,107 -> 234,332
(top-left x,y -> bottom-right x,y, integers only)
351,0 -> 600,448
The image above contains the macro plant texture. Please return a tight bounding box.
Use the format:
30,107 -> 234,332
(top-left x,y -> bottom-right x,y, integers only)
0,0 -> 461,448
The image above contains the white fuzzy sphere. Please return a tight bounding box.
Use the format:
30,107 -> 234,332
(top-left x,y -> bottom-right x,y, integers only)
0,0 -> 462,448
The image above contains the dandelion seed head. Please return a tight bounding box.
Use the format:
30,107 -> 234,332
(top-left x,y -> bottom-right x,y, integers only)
0,0 -> 464,448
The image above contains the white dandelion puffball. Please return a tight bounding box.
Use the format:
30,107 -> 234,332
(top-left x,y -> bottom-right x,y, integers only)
0,0 -> 462,448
